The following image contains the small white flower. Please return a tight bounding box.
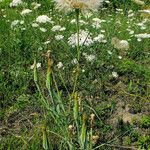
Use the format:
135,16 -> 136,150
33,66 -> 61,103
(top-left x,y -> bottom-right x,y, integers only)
55,35 -> 64,40
83,53 -> 96,62
137,38 -> 142,42
135,33 -> 150,39
93,34 -> 105,42
40,28 -> 47,32
36,15 -> 52,23
132,0 -> 145,5
32,23 -> 39,27
11,20 -> 20,28
51,25 -> 61,32
44,40 -> 51,45
70,19 -> 76,24
108,51 -> 112,55
111,37 -> 129,50
57,62 -> 63,69
10,0 -> 23,7
21,9 -> 32,15
59,27 -> 66,31
68,30 -> 93,47
30,62 -> 41,69
82,69 -> 85,73
71,58 -> 78,64
118,56 -> 122,59
139,9 -> 150,15
31,2 -> 41,9
112,72 -> 118,78
20,20 -> 24,24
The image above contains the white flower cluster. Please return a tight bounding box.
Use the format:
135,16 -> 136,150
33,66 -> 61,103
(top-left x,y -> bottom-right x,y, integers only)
132,0 -> 145,5
92,18 -> 106,29
139,9 -> 150,15
93,34 -> 107,43
51,25 -> 66,32
83,53 -> 96,62
31,2 -> 41,9
10,0 -> 23,7
21,9 -> 32,15
36,15 -> 52,23
111,37 -> 129,50
135,33 -> 150,41
68,30 -> 93,47
11,20 -> 24,29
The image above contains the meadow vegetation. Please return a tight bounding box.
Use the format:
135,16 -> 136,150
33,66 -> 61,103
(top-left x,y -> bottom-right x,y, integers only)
0,0 -> 150,149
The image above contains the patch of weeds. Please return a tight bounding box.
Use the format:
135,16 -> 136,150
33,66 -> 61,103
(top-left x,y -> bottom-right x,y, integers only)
138,135 -> 150,150
140,115 -> 150,129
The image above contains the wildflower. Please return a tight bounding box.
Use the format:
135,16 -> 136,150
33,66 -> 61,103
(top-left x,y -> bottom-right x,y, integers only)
111,37 -> 129,50
51,25 -> 61,32
21,9 -> 32,15
55,35 -> 64,40
53,0 -> 104,12
44,41 -> 51,45
20,20 -> 24,24
57,62 -> 64,69
40,28 -> 47,32
59,27 -> 66,31
10,0 -> 23,7
132,0 -> 145,5
107,50 -> 112,55
68,30 -> 93,47
32,23 -> 39,27
31,2 -> 41,9
71,58 -> 78,64
30,62 -> 41,69
83,53 -> 96,62
135,33 -> 150,41
118,56 -> 122,59
112,71 -> 118,78
93,34 -> 105,42
139,9 -> 150,15
36,15 -> 52,23
11,20 -> 20,28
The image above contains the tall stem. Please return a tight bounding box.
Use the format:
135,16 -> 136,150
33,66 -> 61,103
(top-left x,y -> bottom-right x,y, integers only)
72,9 -> 80,96
76,9 -> 80,62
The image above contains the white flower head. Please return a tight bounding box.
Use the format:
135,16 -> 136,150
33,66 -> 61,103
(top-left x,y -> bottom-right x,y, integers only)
32,23 -> 39,27
40,28 -> 47,32
30,62 -> 41,69
55,35 -> 64,40
53,0 -> 104,12
57,62 -> 64,69
10,0 -> 23,7
68,30 -> 93,47
21,9 -> 32,15
51,25 -> 62,32
111,37 -> 129,50
112,72 -> 118,78
31,2 -> 41,9
135,33 -> 150,39
36,15 -> 52,23
83,53 -> 96,62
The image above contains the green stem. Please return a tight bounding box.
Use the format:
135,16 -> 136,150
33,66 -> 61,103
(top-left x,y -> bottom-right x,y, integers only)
72,9 -> 80,96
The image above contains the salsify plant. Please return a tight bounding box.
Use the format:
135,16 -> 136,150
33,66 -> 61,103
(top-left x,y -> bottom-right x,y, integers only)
33,0 -> 104,149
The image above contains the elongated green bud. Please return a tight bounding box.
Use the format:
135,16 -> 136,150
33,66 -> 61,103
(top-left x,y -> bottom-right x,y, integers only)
46,58 -> 52,88
80,114 -> 87,149
42,126 -> 49,150
34,59 -> 38,82
73,92 -> 79,120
